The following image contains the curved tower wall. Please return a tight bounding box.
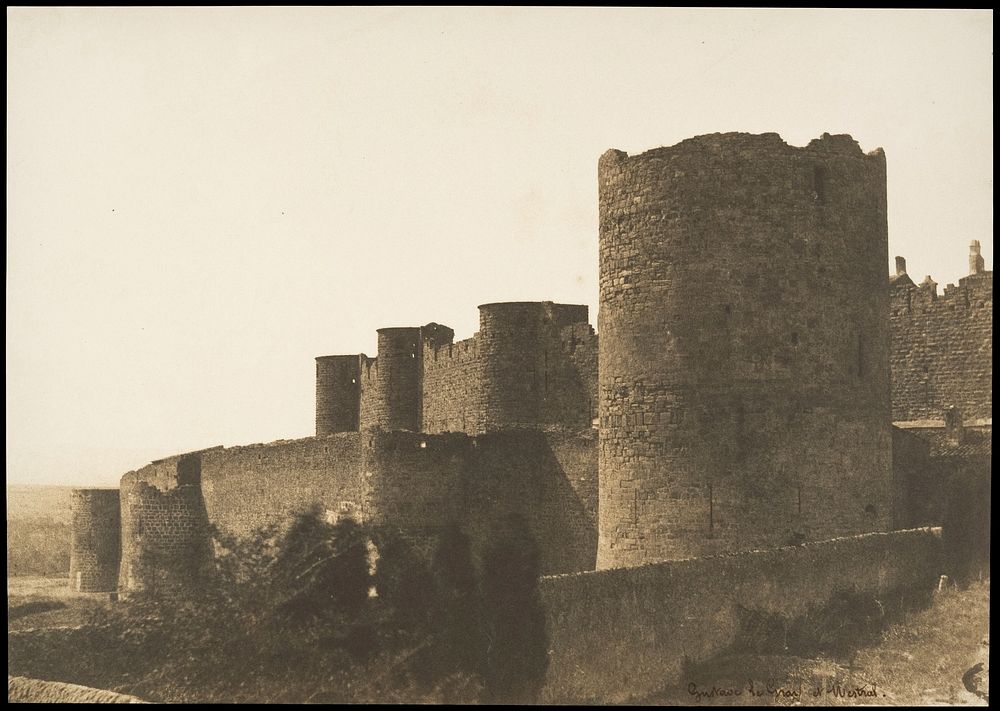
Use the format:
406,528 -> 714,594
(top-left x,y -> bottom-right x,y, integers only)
597,132 -> 893,569
316,355 -> 362,435
360,429 -> 468,533
478,302 -> 591,431
69,489 -> 121,592
478,303 -> 545,430
369,327 -> 424,431
118,457 -> 213,594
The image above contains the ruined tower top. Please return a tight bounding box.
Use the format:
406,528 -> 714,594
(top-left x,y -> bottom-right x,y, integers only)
969,240 -> 986,275
597,131 -> 893,569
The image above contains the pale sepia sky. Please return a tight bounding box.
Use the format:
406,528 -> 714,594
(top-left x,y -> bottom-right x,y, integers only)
6,8 -> 993,487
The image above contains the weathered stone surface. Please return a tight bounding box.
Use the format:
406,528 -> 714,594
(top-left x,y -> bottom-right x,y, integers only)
321,303 -> 597,436
315,355 -> 362,435
362,428 -> 598,574
119,457 -> 213,594
889,247 -> 992,423
539,527 -> 942,703
117,428 -> 597,584
597,132 -> 894,567
69,489 -> 120,593
118,436 -> 364,591
65,131 -> 984,606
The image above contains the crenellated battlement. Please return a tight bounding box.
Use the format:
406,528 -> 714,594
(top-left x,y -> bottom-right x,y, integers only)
74,132 -> 989,601
891,246 -> 992,317
889,242 -> 992,422
316,301 -> 597,436
423,334 -> 478,362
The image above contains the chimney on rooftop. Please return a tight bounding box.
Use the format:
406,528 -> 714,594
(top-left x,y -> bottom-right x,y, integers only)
969,240 -> 986,275
895,256 -> 907,276
944,406 -> 965,446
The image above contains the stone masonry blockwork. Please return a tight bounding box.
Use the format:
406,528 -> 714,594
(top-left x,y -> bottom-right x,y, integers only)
69,489 -> 121,593
119,453 -> 215,593
889,265 -> 992,423
315,355 -> 362,435
539,527 -> 942,702
84,130 -> 987,601
321,303 -> 597,436
362,428 -> 598,574
597,132 -> 894,568
118,428 -> 597,585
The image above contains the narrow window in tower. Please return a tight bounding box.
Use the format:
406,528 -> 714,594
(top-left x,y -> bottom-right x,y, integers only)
856,334 -> 864,379
813,165 -> 827,204
797,485 -> 802,515
708,484 -> 714,536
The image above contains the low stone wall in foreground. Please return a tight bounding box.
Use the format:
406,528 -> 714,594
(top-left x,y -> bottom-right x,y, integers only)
539,527 -> 943,703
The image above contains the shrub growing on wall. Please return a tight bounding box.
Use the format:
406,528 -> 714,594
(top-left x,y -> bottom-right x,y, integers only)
371,527 -> 436,633
429,522 -> 485,681
940,463 -> 991,585
85,508 -> 551,703
478,513 -> 549,704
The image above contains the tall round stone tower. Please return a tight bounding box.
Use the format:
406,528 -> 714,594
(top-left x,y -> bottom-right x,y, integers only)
69,488 -> 121,592
371,327 -> 423,431
118,468 -> 213,594
478,301 -> 590,431
316,354 -> 361,435
597,132 -> 893,569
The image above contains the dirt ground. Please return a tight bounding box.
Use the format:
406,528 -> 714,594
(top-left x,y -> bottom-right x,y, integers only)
7,576 -> 990,705
641,580 -> 990,706
7,576 -> 113,632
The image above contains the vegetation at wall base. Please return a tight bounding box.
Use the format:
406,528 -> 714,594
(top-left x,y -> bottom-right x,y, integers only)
77,508 -> 547,703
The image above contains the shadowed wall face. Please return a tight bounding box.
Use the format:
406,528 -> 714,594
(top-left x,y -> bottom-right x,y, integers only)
342,305 -> 596,436
362,428 -> 598,575
540,528 -> 942,703
369,328 -> 423,432
118,455 -> 213,594
115,437 -> 365,592
315,355 -> 362,435
477,302 -> 591,432
598,132 -> 893,568
115,427 -> 597,590
69,488 -> 121,592
421,335 -> 482,433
